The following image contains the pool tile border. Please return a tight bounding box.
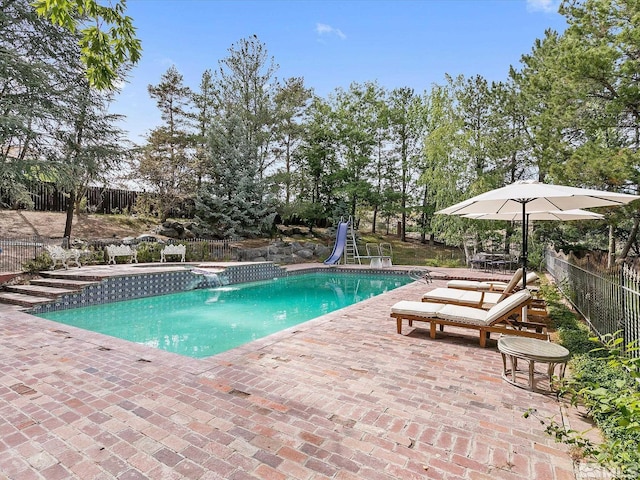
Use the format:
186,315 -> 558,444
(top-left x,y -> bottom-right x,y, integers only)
29,263 -> 419,314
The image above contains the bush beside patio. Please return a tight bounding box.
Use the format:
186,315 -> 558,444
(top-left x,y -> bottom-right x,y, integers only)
536,284 -> 640,479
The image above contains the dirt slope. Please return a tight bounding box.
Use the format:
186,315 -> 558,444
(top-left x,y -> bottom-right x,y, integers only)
0,210 -> 156,240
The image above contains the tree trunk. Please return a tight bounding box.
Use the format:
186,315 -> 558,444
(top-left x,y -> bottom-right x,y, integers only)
618,216 -> 639,262
74,187 -> 85,215
63,189 -> 76,240
419,185 -> 428,243
285,136 -> 291,205
372,207 -> 378,233
504,223 -> 514,255
608,224 -> 616,268
463,240 -> 472,267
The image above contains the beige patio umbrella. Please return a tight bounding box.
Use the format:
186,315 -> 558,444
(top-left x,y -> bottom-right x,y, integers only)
437,180 -> 639,288
462,209 -> 604,222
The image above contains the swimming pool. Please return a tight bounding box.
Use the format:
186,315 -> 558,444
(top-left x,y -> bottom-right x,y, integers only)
37,272 -> 412,358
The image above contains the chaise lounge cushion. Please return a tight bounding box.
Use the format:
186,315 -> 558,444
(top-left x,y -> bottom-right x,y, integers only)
485,290 -> 532,323
422,288 -> 504,307
447,269 -> 539,292
433,304 -> 490,325
445,280 -> 494,290
391,301 -> 486,325
389,300 -> 445,317
448,268 -> 523,291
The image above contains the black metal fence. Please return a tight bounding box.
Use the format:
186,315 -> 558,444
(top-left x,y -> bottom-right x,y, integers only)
545,248 -> 640,357
0,236 -> 238,274
0,236 -> 48,274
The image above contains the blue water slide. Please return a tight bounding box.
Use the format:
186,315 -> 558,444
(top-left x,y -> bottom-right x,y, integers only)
323,221 -> 349,265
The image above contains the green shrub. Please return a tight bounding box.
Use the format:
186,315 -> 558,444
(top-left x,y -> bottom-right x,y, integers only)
529,286 -> 640,478
564,336 -> 640,479
187,241 -> 209,262
559,328 -> 601,355
83,249 -> 106,265
22,253 -> 52,273
135,242 -> 162,263
423,254 -> 465,268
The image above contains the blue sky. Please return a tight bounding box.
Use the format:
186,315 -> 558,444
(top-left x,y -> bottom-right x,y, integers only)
112,0 -> 567,143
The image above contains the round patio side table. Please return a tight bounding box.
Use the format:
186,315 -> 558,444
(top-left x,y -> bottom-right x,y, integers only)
498,336 -> 570,392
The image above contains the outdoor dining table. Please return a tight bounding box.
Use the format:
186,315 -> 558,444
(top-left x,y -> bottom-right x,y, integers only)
471,252 -> 516,273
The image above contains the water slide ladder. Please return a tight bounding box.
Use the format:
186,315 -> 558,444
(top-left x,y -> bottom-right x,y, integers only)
343,219 -> 361,265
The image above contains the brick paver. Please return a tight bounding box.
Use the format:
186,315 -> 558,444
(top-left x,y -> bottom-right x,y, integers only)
0,265 -> 577,478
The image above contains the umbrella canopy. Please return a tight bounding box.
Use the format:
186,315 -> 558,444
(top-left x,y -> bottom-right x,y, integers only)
437,180 -> 639,216
437,180 -> 639,288
463,209 -> 604,221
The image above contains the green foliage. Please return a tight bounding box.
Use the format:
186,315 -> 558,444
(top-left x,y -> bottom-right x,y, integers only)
559,328 -> 602,356
139,66 -> 195,222
539,283 -> 601,354
196,112 -> 277,238
564,336 -> 640,479
33,0 -> 142,90
423,255 -> 465,268
134,242 -> 162,263
132,193 -> 158,218
526,241 -> 546,272
22,253 -> 52,273
185,241 -> 207,262
530,341 -> 640,478
530,285 -> 640,478
191,37 -> 279,238
2,0 -> 131,239
78,248 -> 105,266
185,241 -> 233,262
279,201 -> 326,231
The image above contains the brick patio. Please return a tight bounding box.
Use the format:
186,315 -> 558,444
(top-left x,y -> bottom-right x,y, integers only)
0,265 -> 579,479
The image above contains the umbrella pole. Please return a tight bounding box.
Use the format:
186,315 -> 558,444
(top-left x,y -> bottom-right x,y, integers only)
522,202 -> 527,289
522,203 -> 528,322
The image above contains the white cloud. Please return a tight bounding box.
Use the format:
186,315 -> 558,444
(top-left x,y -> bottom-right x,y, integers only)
526,0 -> 560,13
316,23 -> 346,40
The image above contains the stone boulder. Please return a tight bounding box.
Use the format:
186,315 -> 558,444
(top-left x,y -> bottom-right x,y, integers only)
155,221 -> 195,239
296,249 -> 314,259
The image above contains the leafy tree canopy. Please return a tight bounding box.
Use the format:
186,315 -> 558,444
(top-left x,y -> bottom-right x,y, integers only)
33,0 -> 142,89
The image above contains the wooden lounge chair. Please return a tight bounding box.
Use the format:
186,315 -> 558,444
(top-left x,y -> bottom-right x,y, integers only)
391,290 -> 548,347
422,269 -> 524,308
446,268 -> 538,292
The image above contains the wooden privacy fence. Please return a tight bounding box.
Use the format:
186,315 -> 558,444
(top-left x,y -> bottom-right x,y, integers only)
545,248 -> 640,357
1,183 -> 138,214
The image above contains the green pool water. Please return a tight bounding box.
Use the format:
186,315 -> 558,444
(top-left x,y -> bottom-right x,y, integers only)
37,272 -> 412,358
